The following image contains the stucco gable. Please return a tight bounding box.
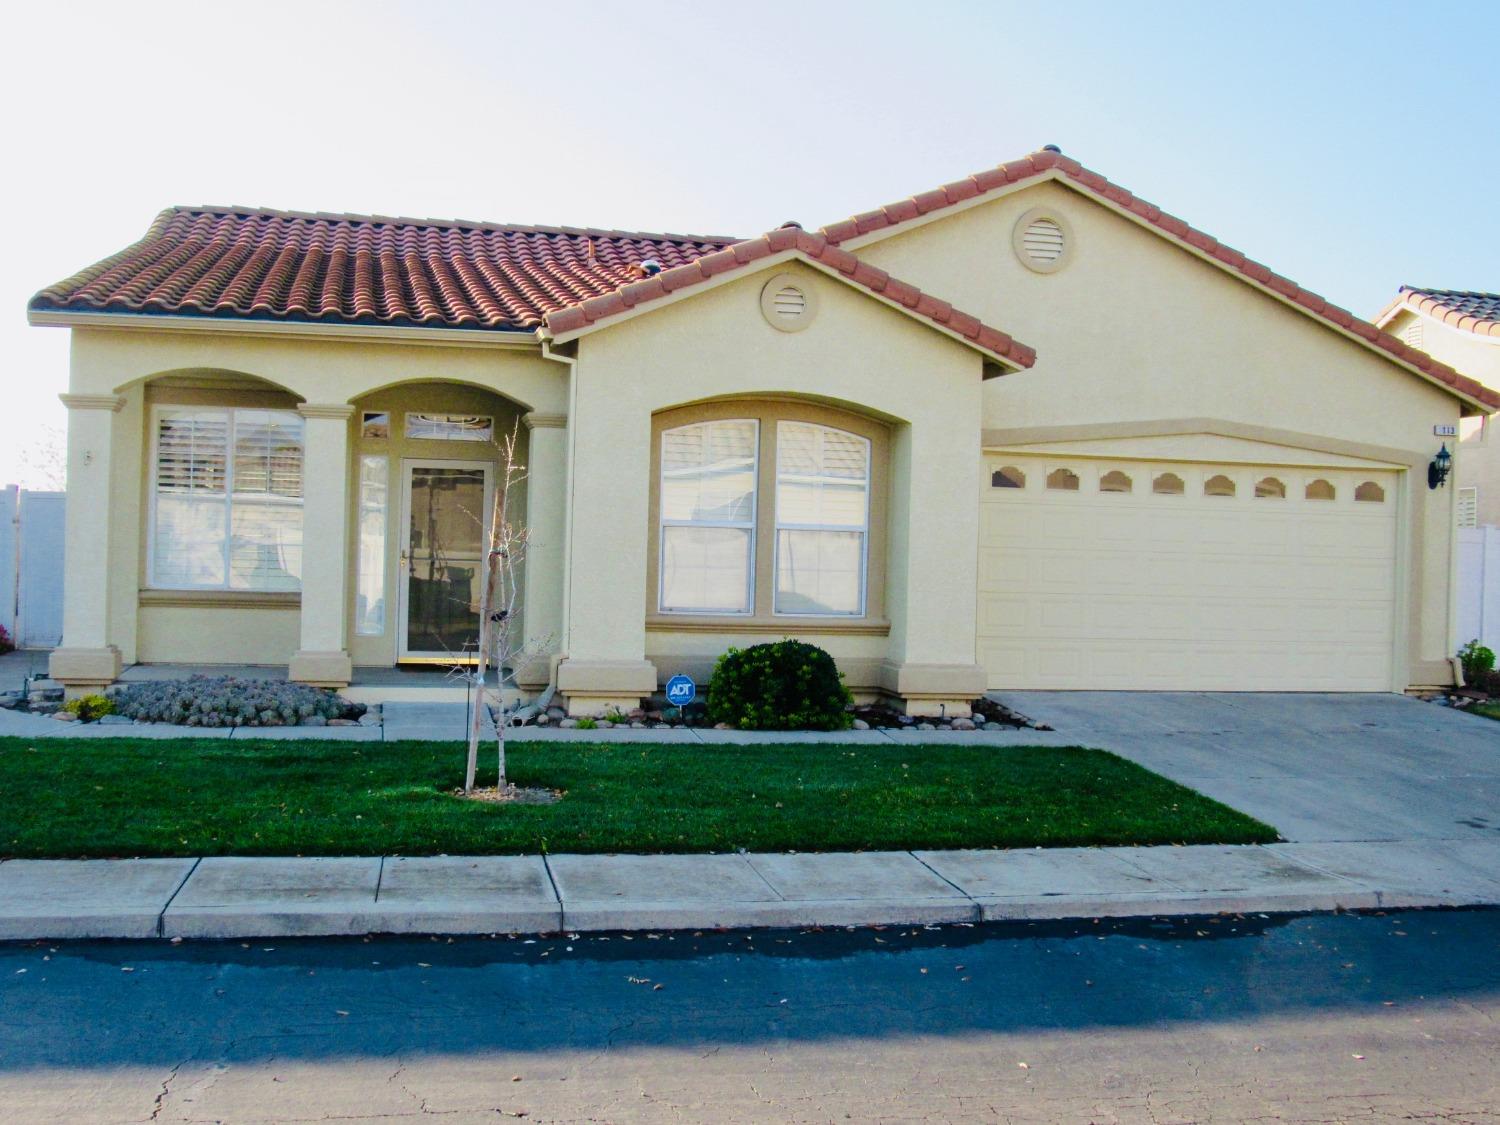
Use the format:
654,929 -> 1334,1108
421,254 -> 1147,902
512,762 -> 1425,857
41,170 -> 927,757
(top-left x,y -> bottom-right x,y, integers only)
541,226 -> 1036,375
822,149 -> 1498,412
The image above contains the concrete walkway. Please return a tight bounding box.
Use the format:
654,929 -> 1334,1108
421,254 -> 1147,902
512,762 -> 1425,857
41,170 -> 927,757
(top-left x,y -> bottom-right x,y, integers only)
3,839 -> 1498,942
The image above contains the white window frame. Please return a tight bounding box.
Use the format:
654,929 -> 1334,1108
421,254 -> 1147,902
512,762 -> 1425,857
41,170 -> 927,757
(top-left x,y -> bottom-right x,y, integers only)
657,419 -> 759,615
147,405 -> 305,592
772,422 -> 871,618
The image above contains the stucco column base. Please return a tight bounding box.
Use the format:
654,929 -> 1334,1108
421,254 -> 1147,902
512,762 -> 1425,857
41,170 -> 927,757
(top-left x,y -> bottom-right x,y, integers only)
288,650 -> 353,689
879,661 -> 987,718
557,658 -> 658,717
512,654 -> 553,693
49,647 -> 122,696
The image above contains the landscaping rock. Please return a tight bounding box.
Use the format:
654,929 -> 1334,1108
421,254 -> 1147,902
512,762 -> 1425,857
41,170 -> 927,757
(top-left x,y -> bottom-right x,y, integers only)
951,717 -> 976,731
302,715 -> 328,727
596,720 -> 614,729
916,722 -> 936,731
546,707 -> 567,721
535,713 -> 551,726
627,708 -> 646,721
327,719 -> 358,727
29,688 -> 63,704
852,719 -> 870,731
52,711 -> 78,722
558,718 -> 579,729
631,721 -> 646,729
30,702 -> 61,716
713,722 -> 731,730
0,693 -> 23,710
358,713 -> 382,727
982,722 -> 1006,732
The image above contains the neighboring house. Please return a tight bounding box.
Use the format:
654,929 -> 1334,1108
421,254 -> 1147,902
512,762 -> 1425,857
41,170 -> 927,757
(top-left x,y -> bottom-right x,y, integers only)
1374,289 -> 1500,527
28,148 -> 1498,713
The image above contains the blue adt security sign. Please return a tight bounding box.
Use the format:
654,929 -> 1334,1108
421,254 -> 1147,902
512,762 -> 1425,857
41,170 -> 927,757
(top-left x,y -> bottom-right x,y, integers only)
665,674 -> 697,707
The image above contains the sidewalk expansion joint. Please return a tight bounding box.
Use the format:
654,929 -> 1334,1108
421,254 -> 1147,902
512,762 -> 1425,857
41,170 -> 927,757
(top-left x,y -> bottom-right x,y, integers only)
155,856 -> 201,938
373,855 -> 387,903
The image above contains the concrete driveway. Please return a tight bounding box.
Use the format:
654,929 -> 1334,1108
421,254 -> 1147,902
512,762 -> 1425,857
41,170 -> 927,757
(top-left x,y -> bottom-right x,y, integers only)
991,692 -> 1500,844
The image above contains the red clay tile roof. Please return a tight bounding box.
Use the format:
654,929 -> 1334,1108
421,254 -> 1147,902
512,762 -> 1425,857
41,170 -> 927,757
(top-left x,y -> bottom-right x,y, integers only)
820,149 -> 1500,410
543,225 -> 1037,370
1382,287 -> 1500,338
29,206 -> 737,331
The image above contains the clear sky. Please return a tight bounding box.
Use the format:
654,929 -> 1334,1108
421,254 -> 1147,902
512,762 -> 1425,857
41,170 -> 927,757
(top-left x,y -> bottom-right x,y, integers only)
4,0 -> 1496,487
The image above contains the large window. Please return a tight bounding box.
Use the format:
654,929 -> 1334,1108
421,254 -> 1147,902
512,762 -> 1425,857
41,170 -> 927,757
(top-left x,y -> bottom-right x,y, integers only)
656,415 -> 873,618
774,421 -> 870,615
151,407 -> 304,591
658,419 -> 759,613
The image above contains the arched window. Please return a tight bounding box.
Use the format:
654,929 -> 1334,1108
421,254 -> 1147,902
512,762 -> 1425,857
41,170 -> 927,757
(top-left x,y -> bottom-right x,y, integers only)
774,421 -> 871,615
991,466 -> 1025,489
1354,481 -> 1385,503
1255,477 -> 1286,499
1306,479 -> 1336,501
659,419 -> 759,614
1153,472 -> 1185,495
1047,467 -> 1080,491
1099,470 -> 1133,493
1204,474 -> 1236,498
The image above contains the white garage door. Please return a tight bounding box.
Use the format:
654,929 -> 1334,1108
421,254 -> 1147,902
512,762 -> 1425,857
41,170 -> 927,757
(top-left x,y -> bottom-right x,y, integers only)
978,456 -> 1399,691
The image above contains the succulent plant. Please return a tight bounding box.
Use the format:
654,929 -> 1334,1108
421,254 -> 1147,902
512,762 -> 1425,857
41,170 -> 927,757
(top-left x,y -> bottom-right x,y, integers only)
109,676 -> 364,728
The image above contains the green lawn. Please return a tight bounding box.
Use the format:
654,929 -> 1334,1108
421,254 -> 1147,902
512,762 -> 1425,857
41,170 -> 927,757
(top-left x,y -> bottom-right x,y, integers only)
1471,702 -> 1500,722
0,736 -> 1277,858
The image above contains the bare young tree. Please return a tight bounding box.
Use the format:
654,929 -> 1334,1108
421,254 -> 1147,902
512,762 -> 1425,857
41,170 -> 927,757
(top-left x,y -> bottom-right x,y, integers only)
465,424 -> 529,795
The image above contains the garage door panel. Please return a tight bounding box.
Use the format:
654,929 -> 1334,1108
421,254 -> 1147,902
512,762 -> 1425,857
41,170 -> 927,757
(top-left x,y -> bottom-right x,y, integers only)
980,456 -> 1398,691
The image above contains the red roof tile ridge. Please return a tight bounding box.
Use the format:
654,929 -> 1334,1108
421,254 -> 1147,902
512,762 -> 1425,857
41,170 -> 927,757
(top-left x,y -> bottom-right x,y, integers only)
167,204 -> 741,246
544,226 -> 1037,370
817,148 -> 1500,409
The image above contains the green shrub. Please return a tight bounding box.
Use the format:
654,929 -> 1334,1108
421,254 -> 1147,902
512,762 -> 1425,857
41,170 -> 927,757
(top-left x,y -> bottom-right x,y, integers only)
63,694 -> 114,722
1459,639 -> 1496,685
707,639 -> 852,731
575,717 -> 598,730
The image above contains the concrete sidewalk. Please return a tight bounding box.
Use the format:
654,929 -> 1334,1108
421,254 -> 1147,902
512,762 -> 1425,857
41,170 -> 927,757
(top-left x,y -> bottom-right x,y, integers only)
3,839 -> 1498,942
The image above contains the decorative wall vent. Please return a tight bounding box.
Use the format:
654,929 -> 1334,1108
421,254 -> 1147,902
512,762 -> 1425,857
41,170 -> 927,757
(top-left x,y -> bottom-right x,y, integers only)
1402,321 -> 1424,351
1012,209 -> 1073,274
760,273 -> 819,332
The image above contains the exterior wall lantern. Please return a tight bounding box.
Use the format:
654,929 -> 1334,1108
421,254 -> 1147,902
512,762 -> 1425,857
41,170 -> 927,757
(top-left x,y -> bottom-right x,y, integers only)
1428,443 -> 1452,490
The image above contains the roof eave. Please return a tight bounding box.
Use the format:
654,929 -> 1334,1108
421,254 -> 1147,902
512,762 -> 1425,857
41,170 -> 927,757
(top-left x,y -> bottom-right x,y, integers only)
27,307 -> 545,350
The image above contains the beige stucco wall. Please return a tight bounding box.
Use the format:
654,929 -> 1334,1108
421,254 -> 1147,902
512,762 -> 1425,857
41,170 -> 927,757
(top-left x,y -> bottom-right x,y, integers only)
564,259 -> 987,700
64,326 -> 566,669
1384,307 -> 1500,528
854,179 -> 1467,685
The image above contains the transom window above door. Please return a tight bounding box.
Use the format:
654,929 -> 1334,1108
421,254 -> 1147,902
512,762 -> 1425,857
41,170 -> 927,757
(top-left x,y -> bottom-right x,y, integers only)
655,407 -> 881,620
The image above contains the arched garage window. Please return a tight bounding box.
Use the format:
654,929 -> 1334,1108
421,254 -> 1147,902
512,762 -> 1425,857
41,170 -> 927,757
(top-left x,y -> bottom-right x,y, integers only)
1306,479 -> 1336,501
1153,472 -> 1185,495
1099,470 -> 1133,493
1255,477 -> 1286,499
991,466 -> 1025,488
1204,474 -> 1236,497
1355,481 -> 1385,503
1047,467 -> 1080,491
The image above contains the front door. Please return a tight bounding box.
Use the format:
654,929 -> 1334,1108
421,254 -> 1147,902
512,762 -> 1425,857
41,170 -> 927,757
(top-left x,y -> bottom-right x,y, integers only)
397,460 -> 493,662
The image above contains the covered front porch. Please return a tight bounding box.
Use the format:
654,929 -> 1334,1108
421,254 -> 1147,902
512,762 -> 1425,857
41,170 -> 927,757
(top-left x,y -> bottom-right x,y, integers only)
48,328 -> 571,700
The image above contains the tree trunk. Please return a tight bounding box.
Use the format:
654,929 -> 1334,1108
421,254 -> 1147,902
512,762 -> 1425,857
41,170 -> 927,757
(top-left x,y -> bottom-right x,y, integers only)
465,547 -> 501,794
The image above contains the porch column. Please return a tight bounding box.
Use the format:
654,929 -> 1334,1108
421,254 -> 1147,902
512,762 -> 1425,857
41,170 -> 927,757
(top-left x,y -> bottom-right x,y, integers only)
49,393 -> 126,695
288,404 -> 354,687
518,412 -> 567,689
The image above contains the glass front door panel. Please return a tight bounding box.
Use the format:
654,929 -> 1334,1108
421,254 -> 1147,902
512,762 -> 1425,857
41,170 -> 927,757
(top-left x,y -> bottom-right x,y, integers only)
404,466 -> 486,657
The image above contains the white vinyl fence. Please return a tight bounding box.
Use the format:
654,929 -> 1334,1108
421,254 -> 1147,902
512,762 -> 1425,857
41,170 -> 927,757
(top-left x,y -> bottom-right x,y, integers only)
0,486 -> 66,649
1458,526 -> 1500,655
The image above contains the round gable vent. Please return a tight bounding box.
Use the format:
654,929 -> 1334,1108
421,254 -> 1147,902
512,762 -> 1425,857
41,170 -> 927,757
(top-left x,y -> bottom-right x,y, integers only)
760,273 -> 819,332
1012,208 -> 1073,274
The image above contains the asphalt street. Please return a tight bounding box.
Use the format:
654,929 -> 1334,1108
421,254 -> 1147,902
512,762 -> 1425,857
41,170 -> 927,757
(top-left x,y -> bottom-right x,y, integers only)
2,909 -> 1498,1123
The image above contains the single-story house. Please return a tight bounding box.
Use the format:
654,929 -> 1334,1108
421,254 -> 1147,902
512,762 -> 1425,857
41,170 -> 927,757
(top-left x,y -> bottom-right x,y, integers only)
30,148 -> 1498,714
1374,288 -> 1500,529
